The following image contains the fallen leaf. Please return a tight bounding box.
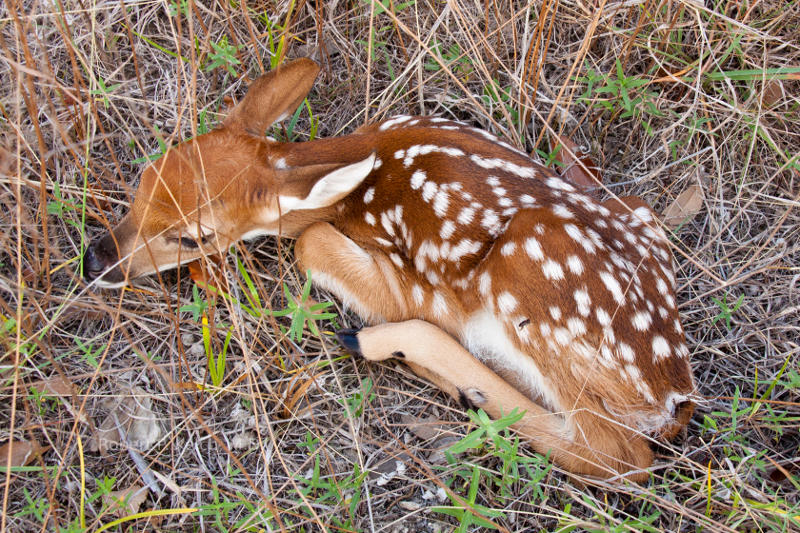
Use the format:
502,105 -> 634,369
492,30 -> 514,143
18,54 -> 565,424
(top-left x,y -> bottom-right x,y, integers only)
662,184 -> 705,229
39,375 -> 72,397
400,414 -> 448,441
761,79 -> 784,108
88,386 -> 162,454
551,134 -> 601,194
0,145 -> 12,176
426,436 -> 462,464
0,439 -> 48,468
187,254 -> 224,286
33,375 -> 89,425
102,483 -> 148,517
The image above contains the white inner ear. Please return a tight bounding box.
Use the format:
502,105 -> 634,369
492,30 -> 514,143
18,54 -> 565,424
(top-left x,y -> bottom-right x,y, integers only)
279,153 -> 377,211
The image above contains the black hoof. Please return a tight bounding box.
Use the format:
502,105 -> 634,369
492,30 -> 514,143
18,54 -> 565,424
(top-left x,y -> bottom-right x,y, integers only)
336,328 -> 363,356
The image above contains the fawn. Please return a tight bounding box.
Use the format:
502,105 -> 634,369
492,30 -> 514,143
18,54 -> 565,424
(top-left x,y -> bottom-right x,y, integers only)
84,58 -> 696,481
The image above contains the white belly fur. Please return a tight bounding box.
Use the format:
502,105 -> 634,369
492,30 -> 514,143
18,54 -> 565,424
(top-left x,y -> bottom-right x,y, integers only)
461,309 -> 561,414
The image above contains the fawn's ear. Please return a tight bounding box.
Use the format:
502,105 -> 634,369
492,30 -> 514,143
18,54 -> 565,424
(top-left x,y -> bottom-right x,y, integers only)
278,153 -> 377,211
223,58 -> 320,136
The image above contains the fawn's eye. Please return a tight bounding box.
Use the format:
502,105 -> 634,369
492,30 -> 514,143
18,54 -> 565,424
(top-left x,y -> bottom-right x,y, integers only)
180,237 -> 199,248
169,236 -> 199,249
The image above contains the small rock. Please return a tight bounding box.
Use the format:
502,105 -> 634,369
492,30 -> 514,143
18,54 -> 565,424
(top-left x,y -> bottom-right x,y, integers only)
189,342 -> 205,358
231,431 -> 255,450
398,500 -> 422,511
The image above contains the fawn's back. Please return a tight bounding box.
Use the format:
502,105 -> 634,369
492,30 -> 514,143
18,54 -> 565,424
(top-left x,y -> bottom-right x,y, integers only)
309,115 -> 695,440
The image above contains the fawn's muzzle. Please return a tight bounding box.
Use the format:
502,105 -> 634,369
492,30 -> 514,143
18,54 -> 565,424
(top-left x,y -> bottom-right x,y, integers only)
83,233 -> 124,284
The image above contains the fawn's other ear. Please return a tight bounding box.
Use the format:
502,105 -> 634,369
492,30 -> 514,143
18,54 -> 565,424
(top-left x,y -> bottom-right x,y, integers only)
223,58 -> 320,136
278,153 -> 377,211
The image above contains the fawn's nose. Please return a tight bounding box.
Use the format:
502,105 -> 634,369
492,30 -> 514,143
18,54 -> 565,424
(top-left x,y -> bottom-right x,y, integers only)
83,243 -> 103,280
83,234 -> 119,282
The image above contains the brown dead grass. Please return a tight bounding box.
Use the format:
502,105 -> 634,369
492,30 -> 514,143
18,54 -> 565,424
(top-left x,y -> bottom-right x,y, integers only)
1,0 -> 798,531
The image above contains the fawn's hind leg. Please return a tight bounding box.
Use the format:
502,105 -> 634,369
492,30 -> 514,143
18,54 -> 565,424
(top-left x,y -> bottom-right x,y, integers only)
338,320 -> 653,481
295,222 -> 465,332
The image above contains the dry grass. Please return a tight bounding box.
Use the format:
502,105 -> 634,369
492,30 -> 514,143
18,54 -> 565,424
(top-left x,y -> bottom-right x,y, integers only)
1,0 -> 799,531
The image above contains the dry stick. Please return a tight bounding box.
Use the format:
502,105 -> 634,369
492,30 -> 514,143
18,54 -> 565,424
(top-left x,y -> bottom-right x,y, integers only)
2,15 -> 24,529
534,0 -> 609,153
520,0 -> 553,128
364,0 -> 376,126
238,0 -> 265,74
388,0 -> 410,61
6,4 -> 49,286
118,0 -> 145,98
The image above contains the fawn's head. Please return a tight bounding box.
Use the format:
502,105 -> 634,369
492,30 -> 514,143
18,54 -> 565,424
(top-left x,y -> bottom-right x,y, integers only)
84,58 -> 376,286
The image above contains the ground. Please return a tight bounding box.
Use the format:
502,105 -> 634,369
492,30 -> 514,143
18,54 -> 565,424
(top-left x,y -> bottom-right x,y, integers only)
1,1 -> 798,531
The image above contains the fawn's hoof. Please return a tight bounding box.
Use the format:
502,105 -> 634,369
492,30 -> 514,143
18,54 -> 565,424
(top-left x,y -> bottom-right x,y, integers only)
336,328 -> 363,356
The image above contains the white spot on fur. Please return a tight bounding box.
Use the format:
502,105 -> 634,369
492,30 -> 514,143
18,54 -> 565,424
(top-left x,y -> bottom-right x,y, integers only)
500,242 -> 516,256
457,206 -> 476,225
363,187 -> 375,204
664,294 -> 676,309
411,284 -> 424,306
656,277 -> 668,296
422,181 -> 438,202
380,212 -> 395,237
549,306 -> 562,321
364,212 -> 376,226
440,220 -> 456,240
542,259 -> 564,281
497,292 -> 518,314
652,336 -> 671,360
596,307 -> 611,327
448,239 -> 481,262
410,169 -> 426,190
631,311 -> 652,331
553,327 -> 571,346
524,237 -> 544,261
599,271 -> 625,305
566,255 -> 584,275
546,177 -> 575,192
618,342 -> 635,362
478,272 -> 492,296
633,206 -> 652,223
380,115 -> 412,130
481,209 -> 499,230
469,155 -> 535,178
574,289 -> 591,316
433,189 -> 450,217
567,317 -> 586,336
552,204 -> 573,219
432,291 -> 447,318
390,253 -> 403,268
